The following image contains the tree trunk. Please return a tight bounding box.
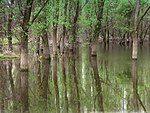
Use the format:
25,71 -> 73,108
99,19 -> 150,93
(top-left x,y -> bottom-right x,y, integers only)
7,0 -> 14,51
132,59 -> 139,111
39,17 -> 50,109
0,61 -> 5,113
20,0 -> 34,112
7,60 -> 17,110
52,0 -> 59,55
61,52 -> 68,112
0,3 -> 4,53
71,0 -> 80,48
149,30 -> 150,45
42,30 -> 50,59
69,50 -> 80,113
131,0 -> 140,111
61,1 -> 68,111
132,0 -> 140,59
14,59 -> 22,112
38,58 -> 50,111
104,8 -> 109,49
91,0 -> 104,56
52,1 -> 60,112
53,55 -> 60,112
60,0 -> 68,53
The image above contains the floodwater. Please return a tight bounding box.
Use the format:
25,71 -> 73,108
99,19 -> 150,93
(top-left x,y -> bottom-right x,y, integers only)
0,43 -> 150,113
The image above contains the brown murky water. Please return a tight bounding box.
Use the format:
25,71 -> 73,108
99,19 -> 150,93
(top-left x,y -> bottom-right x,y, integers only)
0,43 -> 150,113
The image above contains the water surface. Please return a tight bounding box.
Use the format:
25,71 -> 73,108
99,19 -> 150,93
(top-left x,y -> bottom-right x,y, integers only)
0,44 -> 150,113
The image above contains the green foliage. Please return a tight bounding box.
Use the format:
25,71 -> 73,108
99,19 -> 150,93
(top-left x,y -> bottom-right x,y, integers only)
116,0 -> 134,18
31,22 -> 46,35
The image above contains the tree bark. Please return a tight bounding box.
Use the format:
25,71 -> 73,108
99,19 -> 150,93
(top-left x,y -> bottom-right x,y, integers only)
132,59 -> 139,111
91,0 -> 104,56
7,0 -> 14,51
52,1 -> 60,112
0,61 -> 5,113
0,3 -> 4,53
7,60 -> 17,111
52,0 -> 59,55
60,0 -> 68,53
131,0 -> 140,112
61,52 -> 68,112
37,58 -> 50,111
69,50 -> 80,113
42,30 -> 50,59
61,1 -> 68,111
20,0 -> 34,112
14,59 -> 22,112
132,0 -> 140,59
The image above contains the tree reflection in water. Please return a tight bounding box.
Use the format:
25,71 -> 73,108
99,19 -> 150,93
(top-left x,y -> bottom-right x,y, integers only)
0,44 -> 150,112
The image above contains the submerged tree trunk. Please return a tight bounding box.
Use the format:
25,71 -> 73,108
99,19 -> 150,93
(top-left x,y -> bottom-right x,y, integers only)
90,1 -> 104,111
132,59 -> 139,111
131,0 -> 140,110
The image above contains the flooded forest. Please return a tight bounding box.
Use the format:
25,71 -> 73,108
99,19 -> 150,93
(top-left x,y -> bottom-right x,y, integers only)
0,0 -> 150,113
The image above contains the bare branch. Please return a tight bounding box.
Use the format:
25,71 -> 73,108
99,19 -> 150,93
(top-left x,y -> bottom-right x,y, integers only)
137,6 -> 150,28
128,0 -> 133,6
30,0 -> 49,26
